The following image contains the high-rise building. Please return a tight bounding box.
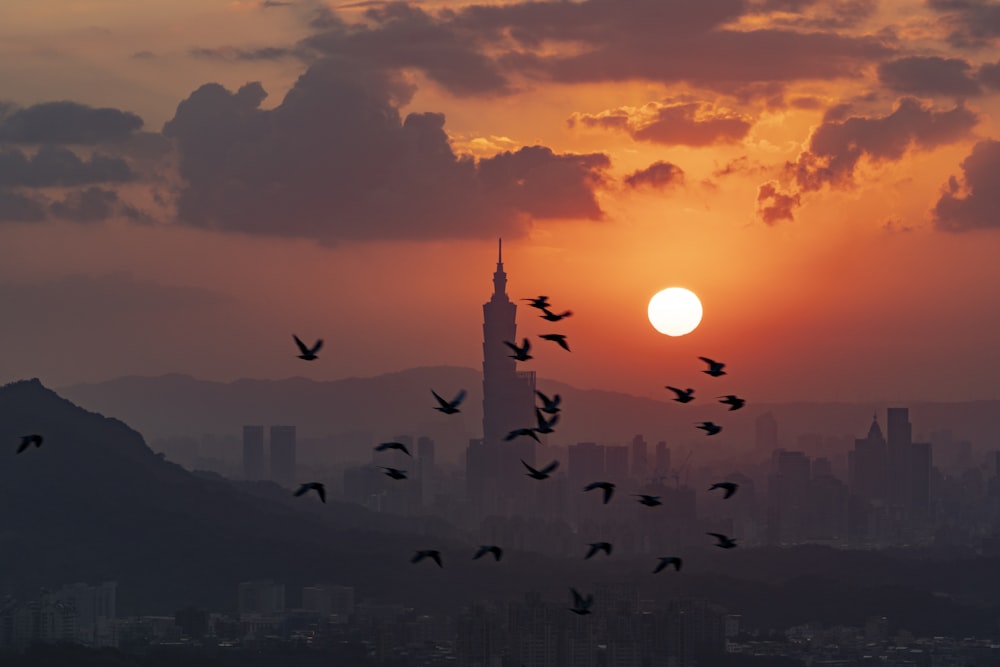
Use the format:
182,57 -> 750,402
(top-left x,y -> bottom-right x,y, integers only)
237,580 -> 285,616
269,426 -> 296,487
909,441 -> 932,521
473,239 -> 537,515
605,446 -> 629,479
242,425 -> 265,480
767,449 -> 811,545
886,407 -> 912,507
302,585 -> 355,620
630,435 -> 648,479
654,441 -> 671,475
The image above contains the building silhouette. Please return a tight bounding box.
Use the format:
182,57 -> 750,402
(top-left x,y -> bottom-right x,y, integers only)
887,407 -> 912,508
269,425 -> 296,487
755,412 -> 779,455
242,425 -> 265,480
469,239 -> 537,516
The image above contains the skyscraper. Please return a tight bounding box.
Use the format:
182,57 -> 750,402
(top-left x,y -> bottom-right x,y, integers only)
472,239 -> 537,515
886,407 -> 912,507
242,425 -> 265,480
270,425 -> 296,487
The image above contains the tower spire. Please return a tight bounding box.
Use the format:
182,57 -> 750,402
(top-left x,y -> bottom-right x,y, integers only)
498,238 -> 502,264
492,238 -> 508,299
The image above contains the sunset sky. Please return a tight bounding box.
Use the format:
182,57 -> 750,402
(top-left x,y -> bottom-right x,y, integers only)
1,0 -> 999,403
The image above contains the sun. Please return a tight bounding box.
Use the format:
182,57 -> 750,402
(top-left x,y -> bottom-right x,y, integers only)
647,287 -> 703,336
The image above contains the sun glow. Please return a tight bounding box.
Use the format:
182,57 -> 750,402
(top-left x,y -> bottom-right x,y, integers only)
647,287 -> 703,336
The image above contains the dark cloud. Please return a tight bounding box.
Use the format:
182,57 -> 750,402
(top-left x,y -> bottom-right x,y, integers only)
0,190 -> 47,222
161,58 -> 610,243
751,0 -> 879,30
0,101 -> 143,144
787,97 -> 978,192
48,187 -> 145,223
569,101 -> 752,146
978,59 -> 1000,88
757,181 -> 800,224
188,46 -> 299,61
712,155 -> 770,178
261,0 -> 292,6
877,56 -> 981,97
932,139 -> 1000,231
0,146 -> 134,188
926,0 -> 1000,48
624,161 -> 685,189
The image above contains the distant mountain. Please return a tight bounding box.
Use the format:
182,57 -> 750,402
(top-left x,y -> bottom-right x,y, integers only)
60,369 -> 1000,466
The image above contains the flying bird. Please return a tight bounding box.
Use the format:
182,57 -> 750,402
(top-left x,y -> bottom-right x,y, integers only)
522,459 -> 559,480
718,395 -> 746,411
375,441 -> 411,456
293,482 -> 326,503
696,421 -> 723,436
666,387 -> 695,403
293,335 -> 323,361
708,532 -> 738,549
709,482 -> 739,499
504,338 -> 533,361
505,427 -> 540,442
522,296 -> 550,310
432,389 -> 466,414
381,467 -> 408,480
17,434 -> 43,454
635,494 -> 662,507
539,307 -> 573,322
653,557 -> 683,574
473,545 -> 503,562
411,550 -> 443,567
584,542 -> 613,559
536,391 -> 562,414
539,333 -> 571,351
534,409 -> 559,434
583,481 -> 615,504
699,357 -> 726,377
569,588 -> 594,615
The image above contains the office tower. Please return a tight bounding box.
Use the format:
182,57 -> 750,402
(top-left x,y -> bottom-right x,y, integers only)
237,580 -> 285,616
654,441 -> 671,475
269,425 -> 296,487
568,442 -> 606,483
909,441 -> 932,522
848,414 -> 888,503
755,412 -> 779,455
605,445 -> 629,479
242,425 -> 265,480
302,585 -> 355,619
631,435 -> 648,479
886,407 -> 912,507
767,449 -> 811,545
479,239 -> 536,514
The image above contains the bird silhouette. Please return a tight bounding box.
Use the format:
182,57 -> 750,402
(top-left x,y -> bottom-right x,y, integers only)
505,427 -> 540,442
635,494 -> 662,507
432,389 -> 466,414
293,335 -> 323,361
584,542 -> 613,559
536,391 -> 562,414
709,482 -> 739,498
699,357 -> 726,377
504,338 -> 533,361
708,532 -> 738,548
473,545 -> 503,561
293,482 -> 326,503
539,307 -> 573,322
534,409 -> 559,434
696,421 -> 723,436
718,395 -> 745,410
522,296 -> 550,310
653,556 -> 683,573
569,588 -> 594,615
375,441 -> 411,456
666,387 -> 695,403
381,467 -> 408,480
539,333 -> 571,351
522,459 -> 559,480
16,434 -> 43,454
411,550 -> 443,567
583,481 -> 615,504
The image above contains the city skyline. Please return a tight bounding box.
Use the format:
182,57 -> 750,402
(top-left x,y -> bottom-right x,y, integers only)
1,1 -> 999,403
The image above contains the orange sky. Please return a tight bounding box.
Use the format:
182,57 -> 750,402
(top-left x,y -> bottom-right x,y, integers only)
0,0 -> 999,402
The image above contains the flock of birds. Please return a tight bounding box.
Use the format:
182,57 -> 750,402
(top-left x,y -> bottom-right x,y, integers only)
14,295 -> 747,617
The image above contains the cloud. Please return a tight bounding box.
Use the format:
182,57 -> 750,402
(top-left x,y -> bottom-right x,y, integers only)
787,97 -> 978,192
932,139 -> 1000,231
161,58 -> 610,243
188,46 -> 299,62
0,146 -> 134,188
750,0 -> 879,30
48,187 -> 146,223
926,0 -> 1000,48
756,181 -> 801,224
624,161 -> 685,189
0,190 -> 47,222
978,58 -> 1000,89
569,101 -> 752,147
877,56 -> 981,97
0,101 -> 143,144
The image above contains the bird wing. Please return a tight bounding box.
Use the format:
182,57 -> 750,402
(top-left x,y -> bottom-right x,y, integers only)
540,460 -> 559,475
473,546 -> 487,560
17,438 -> 31,454
431,390 -> 449,408
585,545 -> 598,559
451,389 -> 467,406
707,533 -> 726,541
602,486 -> 614,504
571,588 -> 584,607
503,340 -> 519,352
293,335 -> 310,354
317,486 -> 326,503
411,552 -> 425,564
310,339 -> 323,354
491,547 -> 502,561
699,356 -> 717,367
293,485 -> 308,496
520,459 -> 539,475
431,552 -> 443,567
653,560 -> 667,573
536,390 -> 552,405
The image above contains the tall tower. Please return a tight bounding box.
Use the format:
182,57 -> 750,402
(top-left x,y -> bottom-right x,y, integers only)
270,425 -> 297,487
886,407 -> 912,508
477,239 -> 536,515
